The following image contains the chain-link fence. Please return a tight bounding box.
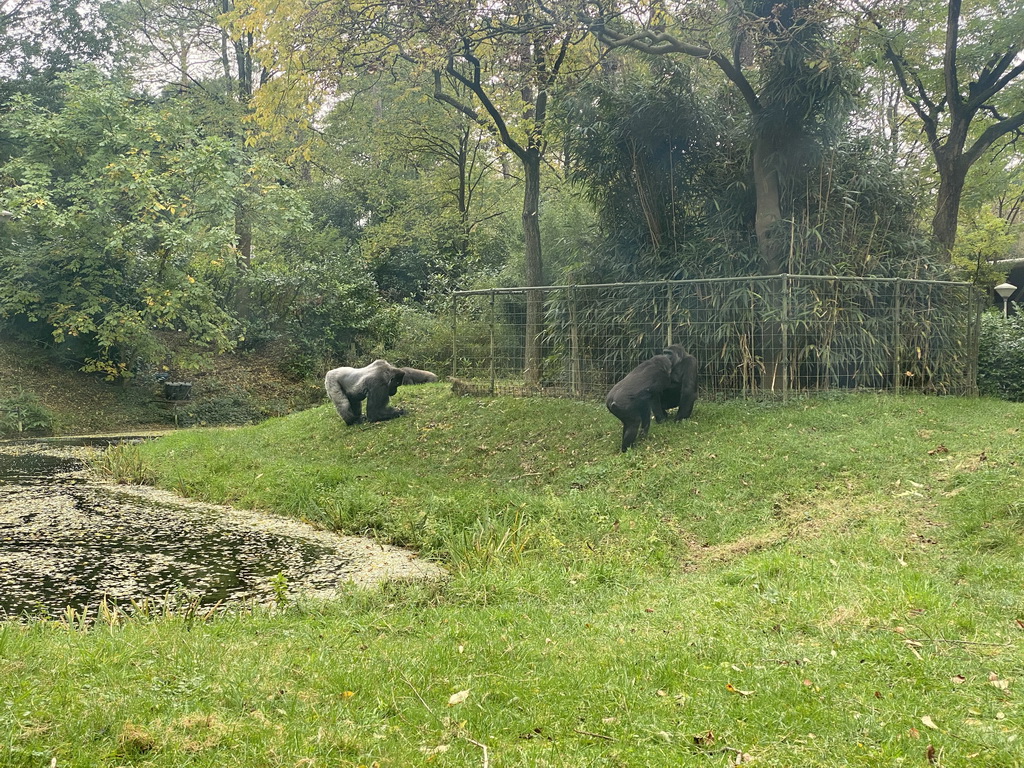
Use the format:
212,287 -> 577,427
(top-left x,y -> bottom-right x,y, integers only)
449,275 -> 983,400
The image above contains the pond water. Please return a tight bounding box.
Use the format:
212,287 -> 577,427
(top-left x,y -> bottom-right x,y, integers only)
0,439 -> 443,619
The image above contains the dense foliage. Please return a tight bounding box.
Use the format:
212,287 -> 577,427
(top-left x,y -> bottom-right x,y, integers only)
977,310 -> 1024,401
0,0 -> 1021,381
0,388 -> 53,435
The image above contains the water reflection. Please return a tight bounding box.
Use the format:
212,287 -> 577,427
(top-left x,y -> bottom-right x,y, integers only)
0,439 -> 442,619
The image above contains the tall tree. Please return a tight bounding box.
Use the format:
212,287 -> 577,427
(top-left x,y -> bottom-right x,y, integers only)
323,70 -> 513,299
114,0 -> 275,315
857,0 -> 1024,254
0,69 -> 240,376
1,0 -> 118,126
590,0 -> 854,275
232,0 -> 594,383
590,0 -> 854,391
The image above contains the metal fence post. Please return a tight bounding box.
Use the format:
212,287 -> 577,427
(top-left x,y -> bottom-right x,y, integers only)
782,273 -> 790,401
489,291 -> 496,395
745,282 -> 754,399
569,286 -> 581,396
451,293 -> 458,379
892,278 -> 902,394
665,281 -> 674,347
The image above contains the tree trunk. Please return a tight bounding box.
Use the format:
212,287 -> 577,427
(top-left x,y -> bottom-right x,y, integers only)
752,139 -> 787,392
752,140 -> 784,274
232,207 -> 253,320
932,156 -> 968,255
522,149 -> 543,386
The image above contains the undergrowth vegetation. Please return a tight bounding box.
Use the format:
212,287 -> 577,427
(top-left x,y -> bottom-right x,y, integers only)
3,387 -> 1024,766
978,311 -> 1024,402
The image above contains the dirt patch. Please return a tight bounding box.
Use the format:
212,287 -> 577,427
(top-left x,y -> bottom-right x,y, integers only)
677,498 -> 864,571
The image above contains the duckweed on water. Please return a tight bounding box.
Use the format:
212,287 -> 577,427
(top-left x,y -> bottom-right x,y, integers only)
0,440 -> 444,619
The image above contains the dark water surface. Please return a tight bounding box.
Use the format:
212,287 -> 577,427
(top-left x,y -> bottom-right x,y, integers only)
0,439 -> 439,619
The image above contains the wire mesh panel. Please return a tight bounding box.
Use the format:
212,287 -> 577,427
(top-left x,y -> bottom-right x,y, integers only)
450,275 -> 982,400
450,291 -> 527,395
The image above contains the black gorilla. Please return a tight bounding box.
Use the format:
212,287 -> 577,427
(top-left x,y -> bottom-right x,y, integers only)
324,360 -> 438,425
605,344 -> 697,452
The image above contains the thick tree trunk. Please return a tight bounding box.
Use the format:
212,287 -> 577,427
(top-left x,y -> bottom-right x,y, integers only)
932,158 -> 968,255
752,140 -> 784,274
752,140 -> 787,392
522,150 -> 544,386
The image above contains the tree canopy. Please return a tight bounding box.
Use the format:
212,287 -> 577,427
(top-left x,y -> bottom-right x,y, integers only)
0,0 -> 1021,378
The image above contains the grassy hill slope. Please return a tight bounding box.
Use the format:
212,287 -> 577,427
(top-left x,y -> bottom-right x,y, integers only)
4,388 -> 1024,766
0,339 -> 322,436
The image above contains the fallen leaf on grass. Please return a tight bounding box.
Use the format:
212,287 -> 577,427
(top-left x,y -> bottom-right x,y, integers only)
909,727 -> 920,739
694,730 -> 715,747
921,716 -> 939,730
1016,619 -> 1024,630
447,690 -> 470,706
726,684 -> 753,696
951,675 -> 966,684
905,640 -> 924,660
926,744 -> 937,764
988,673 -> 1010,691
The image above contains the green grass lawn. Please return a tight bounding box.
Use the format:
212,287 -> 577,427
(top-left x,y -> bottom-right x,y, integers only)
3,387 -> 1023,766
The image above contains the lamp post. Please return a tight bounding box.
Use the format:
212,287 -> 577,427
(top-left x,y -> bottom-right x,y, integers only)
995,282 -> 1017,319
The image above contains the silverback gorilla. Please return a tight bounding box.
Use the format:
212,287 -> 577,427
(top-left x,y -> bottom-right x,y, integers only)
325,360 -> 438,425
605,344 -> 697,452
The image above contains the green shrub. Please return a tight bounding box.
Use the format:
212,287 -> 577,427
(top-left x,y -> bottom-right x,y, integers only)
376,304 -> 453,373
174,390 -> 267,427
977,310 -> 1024,400
0,389 -> 54,435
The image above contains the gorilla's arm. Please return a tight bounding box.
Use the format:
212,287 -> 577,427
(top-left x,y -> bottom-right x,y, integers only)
399,367 -> 438,384
673,353 -> 698,421
365,365 -> 406,422
324,367 -> 362,425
